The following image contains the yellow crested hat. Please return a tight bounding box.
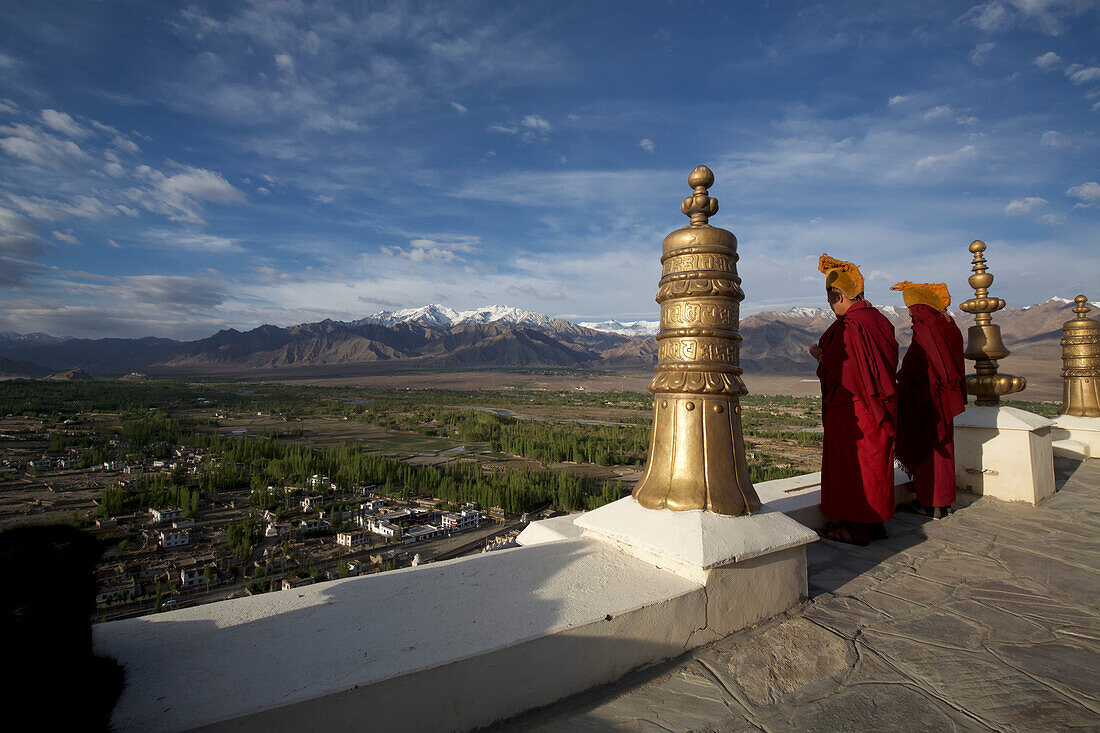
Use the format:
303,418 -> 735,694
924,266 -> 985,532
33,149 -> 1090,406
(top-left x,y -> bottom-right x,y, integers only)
891,281 -> 951,312
818,253 -> 864,300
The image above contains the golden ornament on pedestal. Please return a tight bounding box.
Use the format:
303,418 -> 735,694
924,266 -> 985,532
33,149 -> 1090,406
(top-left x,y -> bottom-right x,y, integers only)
1060,294 -> 1100,417
631,165 -> 761,516
958,240 -> 1026,406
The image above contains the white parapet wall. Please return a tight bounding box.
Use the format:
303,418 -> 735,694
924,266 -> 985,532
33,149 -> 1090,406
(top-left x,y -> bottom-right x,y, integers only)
1051,414 -> 1100,458
97,537 -> 705,732
94,475 -> 826,733
954,405 -> 1055,506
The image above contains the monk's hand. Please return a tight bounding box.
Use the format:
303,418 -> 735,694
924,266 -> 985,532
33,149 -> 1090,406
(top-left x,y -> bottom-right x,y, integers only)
809,344 -> 823,360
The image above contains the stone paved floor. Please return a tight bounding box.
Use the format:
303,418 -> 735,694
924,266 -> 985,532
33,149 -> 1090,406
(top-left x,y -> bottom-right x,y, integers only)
492,458 -> 1100,732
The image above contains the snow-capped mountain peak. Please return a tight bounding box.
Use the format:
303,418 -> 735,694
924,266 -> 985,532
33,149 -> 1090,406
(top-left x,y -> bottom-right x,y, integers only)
576,319 -> 660,338
352,304 -> 460,328
351,304 -> 562,330
784,306 -> 826,319
454,304 -> 556,329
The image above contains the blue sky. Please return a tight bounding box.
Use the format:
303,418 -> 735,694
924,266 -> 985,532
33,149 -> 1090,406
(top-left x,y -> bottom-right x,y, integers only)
0,0 -> 1098,340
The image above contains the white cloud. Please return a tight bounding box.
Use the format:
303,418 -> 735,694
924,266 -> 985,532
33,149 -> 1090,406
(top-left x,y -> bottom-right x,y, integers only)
116,205 -> 139,218
969,42 -> 996,66
129,163 -> 247,224
955,115 -> 979,125
112,135 -> 140,154
104,161 -> 125,178
1067,66 -> 1100,85
521,115 -> 551,133
51,230 -> 80,244
1034,51 -> 1062,70
960,2 -> 1014,33
255,266 -> 302,283
104,274 -> 228,309
1004,196 -> 1047,215
8,193 -> 115,222
489,115 -> 552,142
40,109 -> 90,138
0,206 -> 40,236
887,95 -> 909,107
91,120 -> 120,135
639,138 -> 655,153
923,105 -> 954,120
505,283 -> 565,301
915,145 -> 977,170
274,53 -> 295,75
1040,130 -> 1068,147
141,228 -> 243,252
0,123 -> 93,168
379,237 -> 480,265
960,1 -> 1081,36
302,111 -> 363,133
1038,213 -> 1065,225
107,239 -> 121,248
450,101 -> 468,115
1067,180 -> 1100,206
302,30 -> 321,54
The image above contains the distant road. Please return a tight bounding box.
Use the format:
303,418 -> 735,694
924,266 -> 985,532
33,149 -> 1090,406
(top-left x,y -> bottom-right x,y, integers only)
469,407 -> 640,429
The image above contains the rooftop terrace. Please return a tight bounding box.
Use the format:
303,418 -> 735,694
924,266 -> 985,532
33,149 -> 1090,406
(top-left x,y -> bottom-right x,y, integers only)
493,456 -> 1100,732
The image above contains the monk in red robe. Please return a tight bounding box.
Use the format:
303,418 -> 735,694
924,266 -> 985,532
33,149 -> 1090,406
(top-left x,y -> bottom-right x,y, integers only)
891,281 -> 966,518
811,254 -> 899,545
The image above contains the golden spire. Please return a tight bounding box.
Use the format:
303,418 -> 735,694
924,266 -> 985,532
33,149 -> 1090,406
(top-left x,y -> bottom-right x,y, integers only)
1060,294 -> 1100,417
632,165 -> 760,516
958,240 -> 1026,405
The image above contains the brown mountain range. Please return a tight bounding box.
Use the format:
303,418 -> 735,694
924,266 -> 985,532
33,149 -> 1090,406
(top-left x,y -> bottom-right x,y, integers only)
0,299 -> 1083,392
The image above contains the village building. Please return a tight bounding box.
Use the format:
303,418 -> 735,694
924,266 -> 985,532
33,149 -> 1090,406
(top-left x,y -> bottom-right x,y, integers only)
264,522 -> 290,538
149,506 -> 183,523
281,576 -> 315,591
367,519 -> 400,538
402,524 -> 444,544
440,509 -> 481,531
336,530 -> 370,549
158,528 -> 190,548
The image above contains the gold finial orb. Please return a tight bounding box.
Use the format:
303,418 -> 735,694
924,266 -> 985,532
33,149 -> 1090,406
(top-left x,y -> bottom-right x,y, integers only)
1074,294 -> 1091,317
688,165 -> 714,189
969,239 -> 986,254
680,165 -> 719,225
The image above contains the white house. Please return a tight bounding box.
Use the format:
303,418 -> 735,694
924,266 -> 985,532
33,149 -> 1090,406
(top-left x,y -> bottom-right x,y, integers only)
301,495 -> 324,512
299,518 -> 323,533
336,530 -> 370,549
150,507 -> 183,523
180,567 -> 208,588
158,529 -> 190,548
265,522 -> 291,538
367,519 -> 400,538
441,509 -> 481,531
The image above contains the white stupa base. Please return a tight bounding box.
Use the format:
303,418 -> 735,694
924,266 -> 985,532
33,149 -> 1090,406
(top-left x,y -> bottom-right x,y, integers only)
954,405 -> 1055,506
1051,414 -> 1100,458
574,496 -> 818,637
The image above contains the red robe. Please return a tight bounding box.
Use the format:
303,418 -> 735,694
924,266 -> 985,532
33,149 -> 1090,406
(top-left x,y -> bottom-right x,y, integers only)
817,301 -> 899,523
895,304 -> 966,507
